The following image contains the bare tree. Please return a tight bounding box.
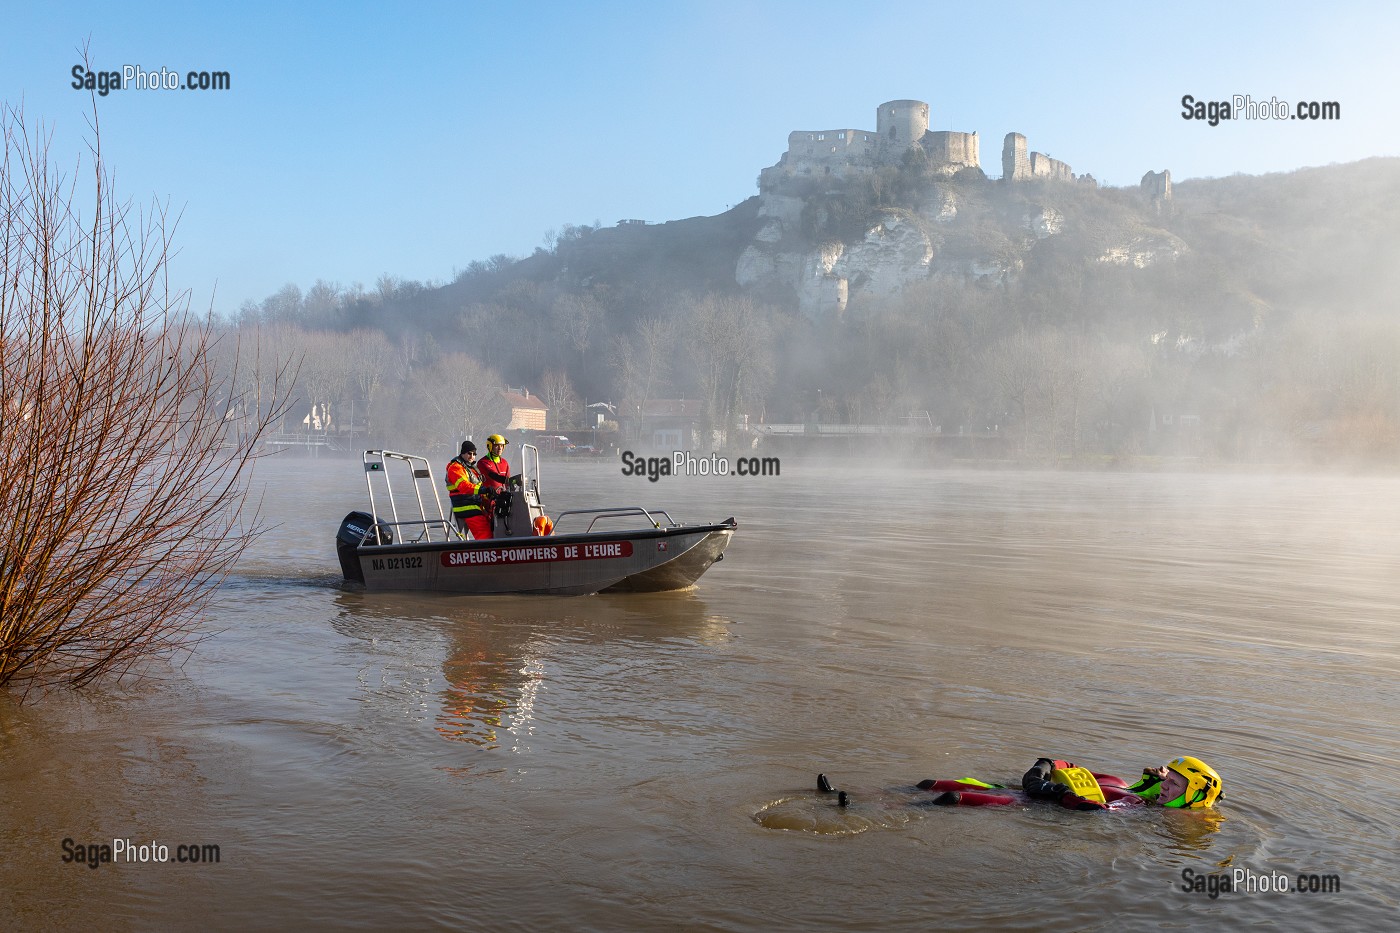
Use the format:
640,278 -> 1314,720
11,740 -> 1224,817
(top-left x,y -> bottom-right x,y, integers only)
983,329 -> 1040,455
608,334 -> 642,411
344,328 -> 395,435
553,293 -> 602,365
296,327 -> 353,432
407,351 -> 511,447
688,295 -> 774,444
302,279 -> 342,326
260,283 -> 303,323
0,104 -> 292,697
538,369 -> 577,430
635,316 -> 674,410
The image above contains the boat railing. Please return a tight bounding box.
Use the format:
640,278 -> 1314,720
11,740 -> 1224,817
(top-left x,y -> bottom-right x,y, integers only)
351,518 -> 458,548
362,449 -> 462,544
550,506 -> 679,535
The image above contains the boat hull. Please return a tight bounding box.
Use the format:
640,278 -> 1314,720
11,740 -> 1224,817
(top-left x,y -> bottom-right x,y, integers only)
341,520 -> 735,596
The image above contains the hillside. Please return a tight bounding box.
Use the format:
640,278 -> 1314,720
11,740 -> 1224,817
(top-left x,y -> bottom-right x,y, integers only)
231,157 -> 1400,463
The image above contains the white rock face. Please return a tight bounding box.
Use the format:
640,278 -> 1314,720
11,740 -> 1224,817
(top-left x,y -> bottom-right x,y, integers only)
795,241 -> 847,316
735,244 -> 775,286
1025,207 -> 1064,238
830,212 -> 934,296
1098,231 -> 1187,268
738,196 -> 936,317
920,189 -> 958,224
737,187 -> 1182,317
736,194 -> 805,287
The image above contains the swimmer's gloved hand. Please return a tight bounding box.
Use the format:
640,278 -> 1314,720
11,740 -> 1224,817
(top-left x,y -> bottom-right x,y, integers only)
1135,768 -> 1165,789
1022,757 -> 1077,802
1022,757 -> 1111,811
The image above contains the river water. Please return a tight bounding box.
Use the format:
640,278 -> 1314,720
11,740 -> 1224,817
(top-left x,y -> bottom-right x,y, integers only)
2,457 -> 1397,930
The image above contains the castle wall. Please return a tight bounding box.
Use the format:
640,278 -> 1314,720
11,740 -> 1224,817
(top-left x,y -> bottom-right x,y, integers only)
1004,132 -> 1073,181
785,128 -> 877,164
923,131 -> 980,170
1029,151 -> 1073,181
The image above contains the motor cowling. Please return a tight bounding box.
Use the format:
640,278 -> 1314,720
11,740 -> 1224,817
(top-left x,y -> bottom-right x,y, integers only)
336,510 -> 389,583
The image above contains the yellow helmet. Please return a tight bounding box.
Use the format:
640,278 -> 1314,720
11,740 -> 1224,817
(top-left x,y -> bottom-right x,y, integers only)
1164,756 -> 1223,809
486,434 -> 508,446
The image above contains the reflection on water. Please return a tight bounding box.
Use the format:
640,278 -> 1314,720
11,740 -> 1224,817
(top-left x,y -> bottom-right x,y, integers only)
1154,807 -> 1228,853
3,459 -> 1398,930
326,587 -> 737,757
437,646 -> 522,749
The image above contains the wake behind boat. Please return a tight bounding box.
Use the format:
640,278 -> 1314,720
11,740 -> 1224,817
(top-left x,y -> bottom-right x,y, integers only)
335,445 -> 735,596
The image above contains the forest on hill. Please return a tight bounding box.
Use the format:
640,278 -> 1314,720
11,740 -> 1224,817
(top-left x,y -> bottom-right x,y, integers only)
218,156 -> 1400,464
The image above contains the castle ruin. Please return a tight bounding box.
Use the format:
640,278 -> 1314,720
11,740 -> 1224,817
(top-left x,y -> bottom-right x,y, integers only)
759,99 -> 980,190
1140,169 -> 1172,201
1000,132 -> 1074,182
758,99 -> 1115,193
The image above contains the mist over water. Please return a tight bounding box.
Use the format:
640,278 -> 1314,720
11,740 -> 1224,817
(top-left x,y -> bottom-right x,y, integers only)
2,457 -> 1396,930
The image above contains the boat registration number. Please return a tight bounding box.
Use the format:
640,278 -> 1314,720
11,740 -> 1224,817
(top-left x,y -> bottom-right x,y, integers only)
371,556 -> 424,571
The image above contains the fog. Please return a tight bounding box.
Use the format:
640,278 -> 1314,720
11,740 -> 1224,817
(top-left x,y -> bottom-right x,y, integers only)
214,157 -> 1400,467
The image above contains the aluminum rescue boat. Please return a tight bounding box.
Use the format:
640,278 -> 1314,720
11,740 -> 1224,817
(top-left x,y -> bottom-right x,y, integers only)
335,445 -> 735,596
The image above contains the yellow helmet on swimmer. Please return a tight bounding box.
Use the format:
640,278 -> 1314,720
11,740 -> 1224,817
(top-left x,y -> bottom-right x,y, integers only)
1164,756 -> 1223,809
486,434 -> 508,446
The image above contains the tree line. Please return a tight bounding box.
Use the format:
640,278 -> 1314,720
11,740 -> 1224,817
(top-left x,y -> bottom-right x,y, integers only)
215,157 -> 1400,463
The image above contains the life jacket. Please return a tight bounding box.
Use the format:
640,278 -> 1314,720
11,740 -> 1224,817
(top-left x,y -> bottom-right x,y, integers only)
445,456 -> 484,515
478,454 -> 510,491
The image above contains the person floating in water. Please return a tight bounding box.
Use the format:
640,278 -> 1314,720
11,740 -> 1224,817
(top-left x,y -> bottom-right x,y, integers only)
819,756 -> 1223,811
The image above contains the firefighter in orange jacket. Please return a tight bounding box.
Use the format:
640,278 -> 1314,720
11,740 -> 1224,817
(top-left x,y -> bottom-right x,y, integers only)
445,440 -> 492,539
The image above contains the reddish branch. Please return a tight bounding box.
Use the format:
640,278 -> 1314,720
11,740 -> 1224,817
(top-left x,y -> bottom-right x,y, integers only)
0,104 -> 293,698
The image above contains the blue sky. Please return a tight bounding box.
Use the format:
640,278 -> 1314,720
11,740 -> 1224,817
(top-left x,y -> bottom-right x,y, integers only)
4,1 -> 1396,312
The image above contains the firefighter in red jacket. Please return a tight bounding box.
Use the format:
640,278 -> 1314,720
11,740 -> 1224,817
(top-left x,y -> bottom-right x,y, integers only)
445,440 -> 491,539
478,434 -> 512,534
479,434 -> 510,491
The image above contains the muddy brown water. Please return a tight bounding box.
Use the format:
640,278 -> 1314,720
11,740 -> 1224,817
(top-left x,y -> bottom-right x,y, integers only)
3,458 -> 1396,930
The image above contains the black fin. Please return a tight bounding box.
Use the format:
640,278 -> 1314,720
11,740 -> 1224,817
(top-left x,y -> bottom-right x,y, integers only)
817,773 -> 834,793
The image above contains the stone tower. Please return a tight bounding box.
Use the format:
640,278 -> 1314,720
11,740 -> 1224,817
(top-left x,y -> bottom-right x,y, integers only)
1002,132 -> 1029,180
876,100 -> 929,161
1140,169 -> 1172,200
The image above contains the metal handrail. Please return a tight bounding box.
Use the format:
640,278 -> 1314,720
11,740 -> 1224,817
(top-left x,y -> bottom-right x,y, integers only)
353,518 -> 457,547
362,449 -> 461,544
357,446 -> 684,544
550,506 -> 678,535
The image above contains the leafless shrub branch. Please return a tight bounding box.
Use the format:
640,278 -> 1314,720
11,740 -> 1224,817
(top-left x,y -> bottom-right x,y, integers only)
0,102 -> 294,699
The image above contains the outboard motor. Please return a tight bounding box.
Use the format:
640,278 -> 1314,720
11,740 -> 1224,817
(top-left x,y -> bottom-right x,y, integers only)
336,510 -> 389,583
